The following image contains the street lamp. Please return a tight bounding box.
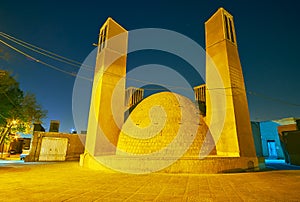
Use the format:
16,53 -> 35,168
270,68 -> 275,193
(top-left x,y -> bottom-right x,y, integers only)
11,120 -> 17,125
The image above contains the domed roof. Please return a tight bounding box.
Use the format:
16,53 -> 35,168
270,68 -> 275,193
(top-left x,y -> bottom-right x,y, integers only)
117,92 -> 216,158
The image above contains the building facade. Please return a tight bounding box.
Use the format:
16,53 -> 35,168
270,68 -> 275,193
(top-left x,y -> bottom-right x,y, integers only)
205,8 -> 257,158
277,118 -> 300,164
193,84 -> 206,115
26,132 -> 85,162
260,121 -> 285,159
81,8 -> 261,173
259,117 -> 298,161
85,18 -> 128,156
125,87 -> 144,109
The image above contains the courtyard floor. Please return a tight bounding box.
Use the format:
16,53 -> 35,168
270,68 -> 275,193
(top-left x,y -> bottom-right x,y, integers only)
0,160 -> 300,201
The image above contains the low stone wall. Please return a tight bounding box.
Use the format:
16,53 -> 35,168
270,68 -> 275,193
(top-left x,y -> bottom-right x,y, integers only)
26,132 -> 85,162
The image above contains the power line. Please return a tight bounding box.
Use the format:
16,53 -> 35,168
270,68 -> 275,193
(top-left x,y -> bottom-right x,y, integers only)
0,33 -> 92,71
0,32 -> 248,91
1,33 -> 299,108
0,32 -> 93,70
103,71 -> 192,90
0,32 -> 198,90
2,91 -> 17,107
0,39 -> 92,81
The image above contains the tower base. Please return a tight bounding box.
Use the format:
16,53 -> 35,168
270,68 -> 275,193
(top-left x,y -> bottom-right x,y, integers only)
80,152 -> 265,174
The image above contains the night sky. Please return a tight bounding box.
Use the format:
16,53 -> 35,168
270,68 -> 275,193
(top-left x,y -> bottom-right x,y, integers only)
1,1 -> 300,133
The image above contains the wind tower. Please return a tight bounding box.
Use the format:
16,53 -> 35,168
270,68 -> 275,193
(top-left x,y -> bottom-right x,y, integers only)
205,8 -> 257,158
84,17 -> 128,158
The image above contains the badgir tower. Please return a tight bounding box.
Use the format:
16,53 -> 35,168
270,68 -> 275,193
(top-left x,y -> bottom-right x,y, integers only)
80,8 -> 264,173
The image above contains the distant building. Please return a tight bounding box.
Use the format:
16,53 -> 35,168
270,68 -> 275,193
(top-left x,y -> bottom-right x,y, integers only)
124,87 -> 144,120
277,118 -> 300,165
9,136 -> 31,153
26,131 -> 85,162
80,131 -> 87,135
33,123 -> 45,132
194,84 -> 206,103
82,8 -> 261,173
49,120 -> 60,132
259,117 -> 298,161
193,84 -> 206,115
281,130 -> 300,165
260,121 -> 285,159
125,87 -> 144,109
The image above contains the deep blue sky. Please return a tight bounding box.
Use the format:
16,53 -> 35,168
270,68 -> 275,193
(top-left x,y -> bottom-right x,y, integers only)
1,1 -> 300,132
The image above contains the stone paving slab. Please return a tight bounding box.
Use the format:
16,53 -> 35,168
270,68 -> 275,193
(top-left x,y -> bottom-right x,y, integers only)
0,162 -> 300,201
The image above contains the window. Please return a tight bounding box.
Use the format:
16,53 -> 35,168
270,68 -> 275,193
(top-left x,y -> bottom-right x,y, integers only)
224,15 -> 229,40
228,18 -> 235,43
99,25 -> 108,52
223,14 -> 235,43
102,26 -> 107,49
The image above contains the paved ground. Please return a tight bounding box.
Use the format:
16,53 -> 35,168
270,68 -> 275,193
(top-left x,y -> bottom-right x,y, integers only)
265,159 -> 300,170
0,161 -> 300,201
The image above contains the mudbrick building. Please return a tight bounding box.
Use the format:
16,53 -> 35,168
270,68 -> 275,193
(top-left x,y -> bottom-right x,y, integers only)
80,8 -> 263,173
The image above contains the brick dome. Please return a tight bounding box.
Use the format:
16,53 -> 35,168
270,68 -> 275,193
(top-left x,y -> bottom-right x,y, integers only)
116,92 -> 216,158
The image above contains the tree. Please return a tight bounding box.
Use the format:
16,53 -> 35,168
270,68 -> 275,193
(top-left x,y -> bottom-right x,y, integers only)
0,71 -> 47,149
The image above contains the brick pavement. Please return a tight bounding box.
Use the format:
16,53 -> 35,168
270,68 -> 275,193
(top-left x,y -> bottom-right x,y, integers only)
0,161 -> 300,201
